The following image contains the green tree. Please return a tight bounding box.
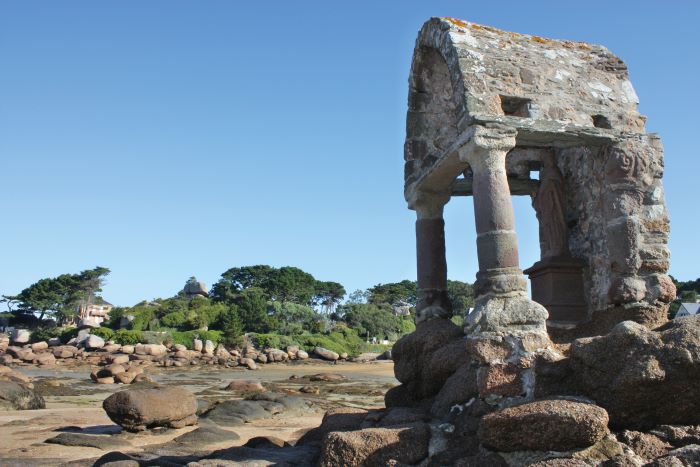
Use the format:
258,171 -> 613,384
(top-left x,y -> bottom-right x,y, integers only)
220,305 -> 244,346
337,303 -> 403,340
267,267 -> 316,304
210,265 -> 276,302
269,301 -> 320,334
447,280 -> 475,314
347,289 -> 369,304
312,280 -> 346,314
11,269 -> 108,324
74,266 -> 111,320
367,280 -> 417,307
234,288 -> 272,333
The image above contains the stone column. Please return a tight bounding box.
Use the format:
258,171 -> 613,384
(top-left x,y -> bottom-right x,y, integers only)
459,125 -> 548,334
463,125 -> 526,297
413,192 -> 452,324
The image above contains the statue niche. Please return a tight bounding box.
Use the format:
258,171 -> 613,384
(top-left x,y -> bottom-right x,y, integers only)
524,151 -> 587,325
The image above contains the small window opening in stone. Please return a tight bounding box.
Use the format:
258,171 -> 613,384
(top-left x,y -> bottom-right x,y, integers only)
500,96 -> 532,117
529,170 -> 540,180
592,114 -> 612,129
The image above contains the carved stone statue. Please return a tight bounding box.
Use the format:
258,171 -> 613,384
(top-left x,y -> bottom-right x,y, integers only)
532,152 -> 568,259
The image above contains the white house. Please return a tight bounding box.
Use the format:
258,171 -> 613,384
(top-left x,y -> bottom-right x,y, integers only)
675,303 -> 700,318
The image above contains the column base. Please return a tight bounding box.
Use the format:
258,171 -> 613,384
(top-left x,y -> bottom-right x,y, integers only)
465,293 -> 549,334
474,267 -> 528,297
415,289 -> 452,324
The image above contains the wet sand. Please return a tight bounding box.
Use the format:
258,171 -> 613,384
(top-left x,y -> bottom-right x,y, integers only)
0,361 -> 396,466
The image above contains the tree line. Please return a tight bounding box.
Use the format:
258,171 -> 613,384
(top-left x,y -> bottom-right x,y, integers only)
1,265 -> 476,349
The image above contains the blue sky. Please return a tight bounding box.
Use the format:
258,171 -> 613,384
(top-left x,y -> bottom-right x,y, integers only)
1,1 -> 698,306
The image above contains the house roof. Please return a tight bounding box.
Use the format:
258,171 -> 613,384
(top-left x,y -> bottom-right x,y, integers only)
679,303 -> 700,315
92,297 -> 113,306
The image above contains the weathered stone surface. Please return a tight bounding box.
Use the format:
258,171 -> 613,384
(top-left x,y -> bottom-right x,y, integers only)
477,362 -> 523,398
538,317 -> 700,429
11,329 -> 30,344
0,380 -> 45,410
35,352 -> 56,366
45,432 -> 132,450
376,407 -> 430,427
85,334 -> 105,350
319,423 -> 430,467
52,345 -> 79,359
239,357 -> 257,370
309,373 -> 346,382
391,318 -> 464,401
431,363 -> 478,417
223,380 -> 264,393
110,354 -> 130,365
244,436 -> 287,448
619,430 -> 672,460
102,386 -> 197,431
203,399 -> 275,427
168,422 -> 240,448
651,425 -> 700,447
479,399 -> 609,452
297,407 -> 369,446
313,346 -> 339,361
31,341 -> 48,351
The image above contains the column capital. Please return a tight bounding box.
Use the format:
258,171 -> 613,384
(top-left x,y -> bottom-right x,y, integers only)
408,190 -> 451,219
459,124 -> 517,169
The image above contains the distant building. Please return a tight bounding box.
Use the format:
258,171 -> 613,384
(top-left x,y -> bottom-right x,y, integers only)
77,297 -> 113,327
676,303 -> 700,318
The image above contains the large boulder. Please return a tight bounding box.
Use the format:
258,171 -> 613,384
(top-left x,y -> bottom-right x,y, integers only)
389,318 -> 466,402
53,345 -> 80,359
0,380 -> 45,410
11,329 -> 30,344
31,341 -> 48,351
78,318 -> 101,329
319,423 -> 430,467
314,347 -> 339,361
85,334 -> 105,350
478,399 -> 609,452
297,407 -> 369,446
102,386 -> 197,431
537,316 -> 700,429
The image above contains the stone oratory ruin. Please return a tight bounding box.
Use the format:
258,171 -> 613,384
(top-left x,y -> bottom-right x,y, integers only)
405,18 -> 673,333
308,18 -> 699,467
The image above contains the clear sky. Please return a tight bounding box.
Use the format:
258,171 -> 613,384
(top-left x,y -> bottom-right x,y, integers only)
1,1 -> 698,306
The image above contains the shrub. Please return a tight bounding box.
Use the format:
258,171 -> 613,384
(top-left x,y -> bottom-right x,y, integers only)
90,327 -> 115,341
160,311 -> 187,328
141,331 -> 171,344
30,326 -> 61,343
249,333 -> 299,350
60,327 -> 80,344
114,329 -> 143,345
170,331 -> 194,349
300,335 -> 348,355
170,330 -> 223,349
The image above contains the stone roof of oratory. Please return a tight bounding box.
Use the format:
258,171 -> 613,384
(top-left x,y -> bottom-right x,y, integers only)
410,17 -> 647,135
